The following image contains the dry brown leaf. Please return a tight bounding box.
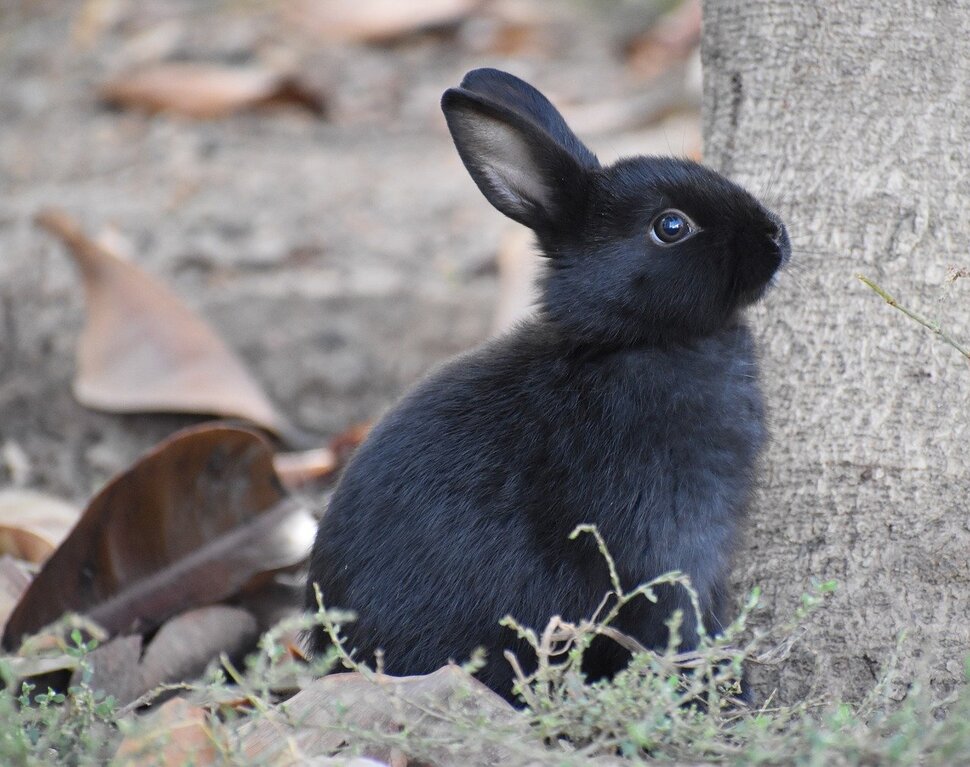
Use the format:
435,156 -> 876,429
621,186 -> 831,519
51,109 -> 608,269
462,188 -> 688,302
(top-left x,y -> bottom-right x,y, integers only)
0,555 -> 32,634
73,635 -> 145,706
13,615 -> 109,658
0,489 -> 80,563
113,697 -> 221,767
284,0 -> 478,44
35,209 -> 295,439
182,685 -> 254,713
100,63 -> 326,119
272,447 -> 337,489
458,0 -> 550,57
2,424 -> 315,650
73,607 -> 259,706
463,18 -> 545,56
273,421 -> 370,489
3,653 -> 80,685
238,666 -> 522,767
138,606 -> 259,693
491,226 -> 539,336
330,421 -> 371,463
625,0 -> 701,81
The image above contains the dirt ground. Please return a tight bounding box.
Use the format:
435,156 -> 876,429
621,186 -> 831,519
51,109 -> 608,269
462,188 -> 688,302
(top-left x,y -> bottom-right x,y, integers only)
0,0 -> 699,501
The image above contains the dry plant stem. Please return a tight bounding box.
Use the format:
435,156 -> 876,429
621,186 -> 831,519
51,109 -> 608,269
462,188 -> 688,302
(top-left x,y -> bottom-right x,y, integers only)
503,524 -> 764,710
221,652 -> 310,764
118,682 -> 193,717
221,653 -> 273,718
312,584 -> 364,674
857,274 -> 970,360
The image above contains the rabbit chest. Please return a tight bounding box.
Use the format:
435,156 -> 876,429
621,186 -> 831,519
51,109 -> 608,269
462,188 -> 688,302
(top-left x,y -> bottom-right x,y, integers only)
531,321 -> 766,604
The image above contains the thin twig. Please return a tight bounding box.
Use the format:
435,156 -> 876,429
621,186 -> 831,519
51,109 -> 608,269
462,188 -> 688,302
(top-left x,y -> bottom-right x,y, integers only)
312,584 -> 362,673
857,274 -> 970,361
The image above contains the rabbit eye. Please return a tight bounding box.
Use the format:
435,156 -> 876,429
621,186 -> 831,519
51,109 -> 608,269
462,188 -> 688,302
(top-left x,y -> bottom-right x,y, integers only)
650,210 -> 695,245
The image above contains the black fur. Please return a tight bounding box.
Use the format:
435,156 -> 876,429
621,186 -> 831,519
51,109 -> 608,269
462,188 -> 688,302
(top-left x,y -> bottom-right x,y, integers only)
305,68 -> 790,700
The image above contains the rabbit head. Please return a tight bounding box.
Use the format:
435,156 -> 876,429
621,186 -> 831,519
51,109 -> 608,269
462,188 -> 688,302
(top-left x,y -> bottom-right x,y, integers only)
442,68 -> 790,347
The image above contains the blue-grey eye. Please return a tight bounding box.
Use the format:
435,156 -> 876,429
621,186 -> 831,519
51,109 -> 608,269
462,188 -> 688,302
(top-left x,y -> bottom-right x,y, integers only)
651,210 -> 694,245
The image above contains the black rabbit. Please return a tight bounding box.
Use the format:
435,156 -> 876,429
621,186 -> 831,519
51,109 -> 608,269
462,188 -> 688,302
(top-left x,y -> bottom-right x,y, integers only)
305,68 -> 790,700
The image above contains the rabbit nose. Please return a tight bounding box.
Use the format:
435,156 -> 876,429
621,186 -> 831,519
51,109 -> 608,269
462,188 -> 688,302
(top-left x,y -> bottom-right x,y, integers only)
762,214 -> 789,260
773,222 -> 791,266
764,217 -> 782,242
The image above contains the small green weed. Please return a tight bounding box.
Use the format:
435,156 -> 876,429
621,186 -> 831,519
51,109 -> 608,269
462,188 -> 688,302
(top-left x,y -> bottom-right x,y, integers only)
0,628 -> 118,766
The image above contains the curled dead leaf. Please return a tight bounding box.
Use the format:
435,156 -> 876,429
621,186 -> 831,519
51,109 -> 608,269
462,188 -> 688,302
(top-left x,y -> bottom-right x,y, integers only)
2,424 -> 315,650
74,607 -> 259,707
491,226 -> 539,336
457,0 -> 551,57
238,666 -> 521,767
273,421 -> 370,489
35,209 -> 299,440
100,63 -> 326,119
3,653 -> 81,685
139,606 -> 259,691
72,635 -> 145,707
329,422 -> 371,463
625,0 -> 702,81
283,0 -> 479,43
272,447 -> 337,489
0,555 -> 32,634
0,489 -> 80,563
113,697 -> 221,767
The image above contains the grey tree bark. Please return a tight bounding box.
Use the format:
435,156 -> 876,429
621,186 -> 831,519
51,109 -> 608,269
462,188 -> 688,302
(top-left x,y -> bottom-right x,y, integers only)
702,2 -> 970,701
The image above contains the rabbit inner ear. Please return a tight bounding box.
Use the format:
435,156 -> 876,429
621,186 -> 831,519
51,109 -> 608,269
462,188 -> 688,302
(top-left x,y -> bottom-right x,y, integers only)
444,86 -> 588,230
466,117 -> 555,221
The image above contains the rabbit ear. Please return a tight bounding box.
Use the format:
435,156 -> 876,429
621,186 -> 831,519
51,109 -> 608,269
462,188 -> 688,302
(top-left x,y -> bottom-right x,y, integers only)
442,86 -> 592,232
456,68 -> 599,170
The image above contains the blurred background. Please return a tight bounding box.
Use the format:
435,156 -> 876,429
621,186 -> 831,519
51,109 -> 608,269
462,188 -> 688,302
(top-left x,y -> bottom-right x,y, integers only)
0,0 -> 702,500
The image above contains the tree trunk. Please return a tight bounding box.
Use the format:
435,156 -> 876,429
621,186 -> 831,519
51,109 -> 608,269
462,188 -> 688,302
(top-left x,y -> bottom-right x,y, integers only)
701,2 -> 970,702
